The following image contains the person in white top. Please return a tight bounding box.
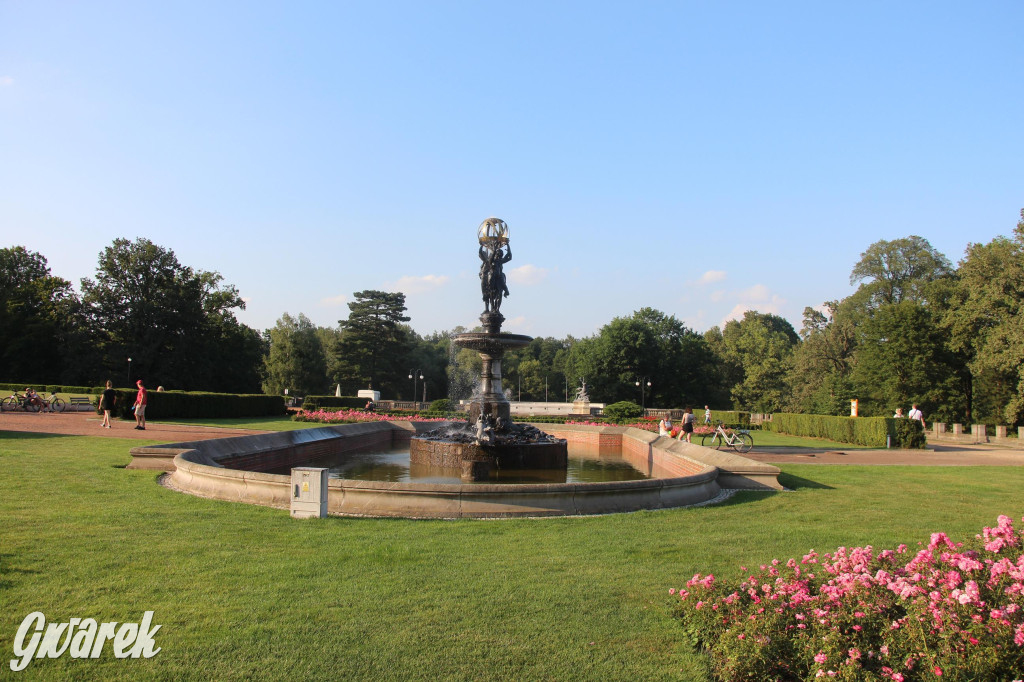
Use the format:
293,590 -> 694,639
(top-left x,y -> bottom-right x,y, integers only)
907,404 -> 925,427
703,405 -> 711,425
658,415 -> 673,437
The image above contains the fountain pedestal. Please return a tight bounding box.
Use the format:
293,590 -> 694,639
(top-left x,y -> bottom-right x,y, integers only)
408,218 -> 567,481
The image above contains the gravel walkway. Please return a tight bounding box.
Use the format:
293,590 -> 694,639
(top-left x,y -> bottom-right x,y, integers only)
0,410 -> 269,441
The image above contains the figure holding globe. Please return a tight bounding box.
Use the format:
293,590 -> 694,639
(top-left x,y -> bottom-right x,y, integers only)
477,218 -> 513,314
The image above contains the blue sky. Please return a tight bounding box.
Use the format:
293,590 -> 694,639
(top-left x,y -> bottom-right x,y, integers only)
2,1 -> 1022,338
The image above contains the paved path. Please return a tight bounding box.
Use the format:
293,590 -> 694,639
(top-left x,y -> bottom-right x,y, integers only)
3,413 -> 1022,465
744,443 -> 1024,466
0,411 -> 269,441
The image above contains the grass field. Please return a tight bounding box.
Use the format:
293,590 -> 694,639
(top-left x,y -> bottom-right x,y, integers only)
2,431 -> 1021,680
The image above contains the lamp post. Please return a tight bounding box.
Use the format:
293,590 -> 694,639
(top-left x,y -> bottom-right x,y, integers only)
635,376 -> 651,414
422,380 -> 427,404
408,368 -> 423,406
127,357 -> 132,386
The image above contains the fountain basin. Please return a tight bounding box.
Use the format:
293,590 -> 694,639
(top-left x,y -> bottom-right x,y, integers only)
130,422 -> 781,518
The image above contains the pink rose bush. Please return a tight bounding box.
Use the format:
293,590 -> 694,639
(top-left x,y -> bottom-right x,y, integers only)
295,408 -> 458,424
673,516 -> 1024,680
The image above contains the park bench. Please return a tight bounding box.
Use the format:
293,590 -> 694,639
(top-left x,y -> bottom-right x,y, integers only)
68,397 -> 94,411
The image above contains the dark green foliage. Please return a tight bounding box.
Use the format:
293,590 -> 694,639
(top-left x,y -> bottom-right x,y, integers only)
429,398 -> 451,412
80,238 -> 262,392
333,290 -> 412,395
0,247 -> 80,384
603,401 -> 644,422
767,413 -> 925,448
106,389 -> 284,420
564,308 -> 719,407
262,313 -> 328,396
300,395 -> 369,410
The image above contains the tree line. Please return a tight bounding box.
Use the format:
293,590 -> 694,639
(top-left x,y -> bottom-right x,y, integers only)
4,211 -> 1022,426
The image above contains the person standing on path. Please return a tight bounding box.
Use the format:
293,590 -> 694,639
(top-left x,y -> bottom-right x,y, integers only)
100,380 -> 116,428
703,405 -> 711,425
133,380 -> 148,430
679,406 -> 695,443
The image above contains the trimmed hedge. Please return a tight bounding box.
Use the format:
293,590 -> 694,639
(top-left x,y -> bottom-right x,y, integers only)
0,383 -> 102,394
104,390 -> 285,420
707,410 -> 750,427
301,395 -> 370,410
766,413 -> 925,448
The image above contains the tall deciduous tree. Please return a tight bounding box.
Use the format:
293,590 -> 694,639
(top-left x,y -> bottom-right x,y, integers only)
565,308 -> 716,407
262,313 -> 328,396
0,246 -> 80,383
80,238 -> 257,390
943,210 -> 1024,425
334,290 -> 412,394
849,235 -> 953,310
786,302 -> 857,415
714,311 -> 799,412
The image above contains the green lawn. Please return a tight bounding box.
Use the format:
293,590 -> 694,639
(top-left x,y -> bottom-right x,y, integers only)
1,431 -> 1022,680
155,416 -> 325,431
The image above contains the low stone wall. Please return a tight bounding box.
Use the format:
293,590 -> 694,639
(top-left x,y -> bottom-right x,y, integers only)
141,421 -> 781,518
929,423 -> 1023,446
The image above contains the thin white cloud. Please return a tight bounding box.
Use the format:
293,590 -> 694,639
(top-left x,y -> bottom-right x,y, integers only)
719,284 -> 786,327
508,264 -> 548,286
696,270 -> 727,285
0,76 -> 14,87
710,290 -> 725,303
737,283 -> 772,302
319,294 -> 348,307
502,315 -> 530,332
387,274 -> 449,295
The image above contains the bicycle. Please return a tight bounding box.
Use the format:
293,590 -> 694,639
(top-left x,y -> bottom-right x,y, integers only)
44,391 -> 66,413
701,421 -> 754,453
1,392 -> 40,413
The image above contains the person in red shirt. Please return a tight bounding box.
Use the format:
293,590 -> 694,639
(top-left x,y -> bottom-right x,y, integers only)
133,380 -> 148,430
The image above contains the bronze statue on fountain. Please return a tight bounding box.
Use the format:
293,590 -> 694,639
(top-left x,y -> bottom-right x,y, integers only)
409,218 -> 568,481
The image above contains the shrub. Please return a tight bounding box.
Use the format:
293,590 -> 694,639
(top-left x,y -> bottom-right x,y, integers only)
301,395 -> 369,411
767,413 -> 925,448
671,515 -> 1024,681
429,398 -> 452,412
603,401 -> 644,422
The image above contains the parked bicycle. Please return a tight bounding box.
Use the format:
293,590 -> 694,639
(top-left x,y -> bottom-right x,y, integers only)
701,420 -> 754,453
1,392 -> 40,412
0,390 -> 64,413
44,391 -> 66,412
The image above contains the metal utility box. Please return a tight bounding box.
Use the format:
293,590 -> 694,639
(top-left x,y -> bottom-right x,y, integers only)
290,467 -> 328,519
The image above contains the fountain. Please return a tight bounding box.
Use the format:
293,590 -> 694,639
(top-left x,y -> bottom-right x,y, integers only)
409,218 -> 568,480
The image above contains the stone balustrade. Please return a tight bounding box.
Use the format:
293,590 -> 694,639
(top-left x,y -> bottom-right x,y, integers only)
930,422 -> 1022,446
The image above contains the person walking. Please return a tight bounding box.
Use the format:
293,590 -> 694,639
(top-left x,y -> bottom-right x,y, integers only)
907,404 -> 925,429
100,380 -> 116,428
133,379 -> 148,430
703,405 -> 711,425
679,406 -> 696,443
